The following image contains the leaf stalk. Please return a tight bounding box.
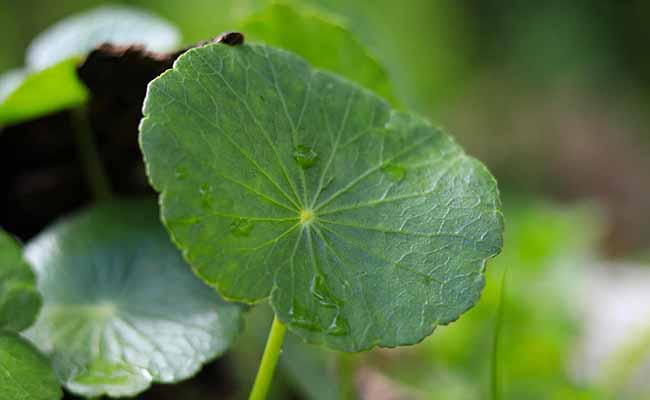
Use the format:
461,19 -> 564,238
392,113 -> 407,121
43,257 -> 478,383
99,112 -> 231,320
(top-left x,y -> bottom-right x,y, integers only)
249,315 -> 287,400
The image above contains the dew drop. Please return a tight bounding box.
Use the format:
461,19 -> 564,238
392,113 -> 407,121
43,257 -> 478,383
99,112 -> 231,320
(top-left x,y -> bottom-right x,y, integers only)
293,145 -> 318,169
311,275 -> 340,308
230,218 -> 255,237
327,314 -> 350,336
199,183 -> 212,195
293,318 -> 322,332
381,164 -> 406,182
199,183 -> 214,209
175,166 -> 188,180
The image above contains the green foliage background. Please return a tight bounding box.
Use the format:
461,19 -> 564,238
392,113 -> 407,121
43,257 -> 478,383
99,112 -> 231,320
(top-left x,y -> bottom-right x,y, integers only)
1,0 -> 649,399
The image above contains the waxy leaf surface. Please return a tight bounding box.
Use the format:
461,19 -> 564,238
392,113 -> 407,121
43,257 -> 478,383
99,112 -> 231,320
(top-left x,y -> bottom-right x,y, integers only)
24,200 -> 242,397
0,229 -> 41,332
0,332 -> 62,400
242,2 -> 396,103
140,43 -> 503,351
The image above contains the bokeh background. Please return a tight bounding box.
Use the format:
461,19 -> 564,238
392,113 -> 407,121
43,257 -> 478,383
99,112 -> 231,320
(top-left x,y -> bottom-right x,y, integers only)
1,1 -> 649,399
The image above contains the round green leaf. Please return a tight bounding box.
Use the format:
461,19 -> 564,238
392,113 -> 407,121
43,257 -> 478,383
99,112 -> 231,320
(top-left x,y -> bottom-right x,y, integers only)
242,2 -> 396,104
0,331 -> 62,400
26,5 -> 180,71
140,43 -> 503,352
0,229 -> 41,332
23,200 -> 242,398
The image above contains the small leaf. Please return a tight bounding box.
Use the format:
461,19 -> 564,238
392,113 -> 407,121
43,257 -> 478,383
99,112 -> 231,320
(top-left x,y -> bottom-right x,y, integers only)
0,229 -> 41,332
23,200 -> 242,398
0,59 -> 88,126
140,43 -> 503,352
0,5 -> 180,127
0,331 -> 62,400
242,3 -> 397,103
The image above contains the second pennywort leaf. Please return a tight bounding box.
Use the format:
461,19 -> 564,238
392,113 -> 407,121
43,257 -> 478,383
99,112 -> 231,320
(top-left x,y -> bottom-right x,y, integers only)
24,200 -> 242,397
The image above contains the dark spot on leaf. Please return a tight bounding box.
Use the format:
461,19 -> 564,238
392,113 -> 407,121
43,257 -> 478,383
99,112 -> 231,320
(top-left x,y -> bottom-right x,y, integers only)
216,32 -> 245,46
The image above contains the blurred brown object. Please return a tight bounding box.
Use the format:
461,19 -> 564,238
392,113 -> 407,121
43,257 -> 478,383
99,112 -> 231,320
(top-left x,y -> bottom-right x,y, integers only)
0,43 -> 181,240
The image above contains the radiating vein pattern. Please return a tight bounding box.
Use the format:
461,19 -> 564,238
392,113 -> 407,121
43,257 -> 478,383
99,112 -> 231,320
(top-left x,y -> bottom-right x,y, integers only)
23,201 -> 242,397
140,43 -> 504,351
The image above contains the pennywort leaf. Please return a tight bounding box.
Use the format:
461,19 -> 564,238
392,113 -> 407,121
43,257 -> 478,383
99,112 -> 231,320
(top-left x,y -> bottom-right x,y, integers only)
23,200 -> 242,397
0,229 -> 41,333
0,332 -> 62,400
242,2 -> 396,103
140,43 -> 503,352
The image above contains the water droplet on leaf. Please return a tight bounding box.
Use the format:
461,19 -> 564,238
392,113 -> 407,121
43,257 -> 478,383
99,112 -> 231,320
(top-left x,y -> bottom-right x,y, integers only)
293,145 -> 318,169
230,218 -> 255,237
327,314 -> 350,336
381,164 -> 406,182
293,318 -> 322,332
311,275 -> 340,308
199,184 -> 214,209
175,166 -> 188,180
199,183 -> 212,195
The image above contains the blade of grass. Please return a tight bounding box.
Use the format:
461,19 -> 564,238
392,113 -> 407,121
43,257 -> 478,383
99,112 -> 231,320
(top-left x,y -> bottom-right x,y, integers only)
249,315 -> 287,400
490,268 -> 508,400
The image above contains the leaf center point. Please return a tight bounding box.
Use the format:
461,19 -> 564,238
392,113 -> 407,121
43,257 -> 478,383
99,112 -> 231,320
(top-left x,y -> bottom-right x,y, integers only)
300,209 -> 315,225
90,302 -> 118,319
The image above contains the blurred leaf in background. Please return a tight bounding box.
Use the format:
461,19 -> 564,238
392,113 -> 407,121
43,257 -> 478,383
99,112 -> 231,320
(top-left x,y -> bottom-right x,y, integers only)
0,5 -> 180,127
242,2 -> 396,103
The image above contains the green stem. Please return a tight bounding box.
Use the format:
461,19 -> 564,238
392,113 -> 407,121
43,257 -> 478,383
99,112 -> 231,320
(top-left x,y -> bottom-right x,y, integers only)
249,315 -> 287,400
72,107 -> 111,201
